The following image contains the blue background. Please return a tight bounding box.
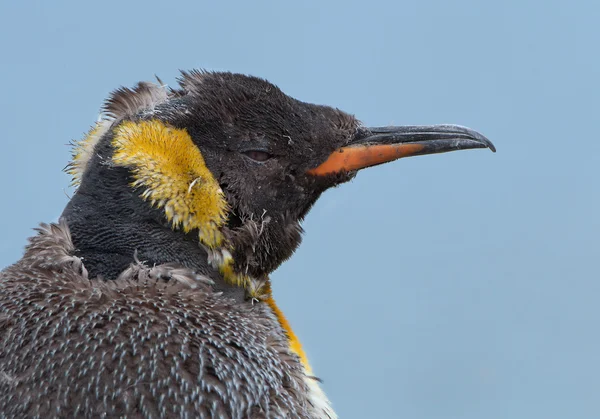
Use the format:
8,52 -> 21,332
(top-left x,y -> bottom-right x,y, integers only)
1,1 -> 598,417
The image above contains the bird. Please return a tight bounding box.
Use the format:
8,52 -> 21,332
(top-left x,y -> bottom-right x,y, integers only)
0,70 -> 495,418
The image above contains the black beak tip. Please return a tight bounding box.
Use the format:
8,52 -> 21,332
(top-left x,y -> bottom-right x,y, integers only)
473,131 -> 496,153
452,124 -> 496,153
478,137 -> 496,153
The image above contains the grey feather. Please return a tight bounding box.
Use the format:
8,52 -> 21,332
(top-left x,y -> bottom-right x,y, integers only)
103,81 -> 170,121
0,221 -> 323,418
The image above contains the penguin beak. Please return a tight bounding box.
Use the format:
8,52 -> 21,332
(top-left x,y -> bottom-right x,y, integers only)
307,124 -> 496,176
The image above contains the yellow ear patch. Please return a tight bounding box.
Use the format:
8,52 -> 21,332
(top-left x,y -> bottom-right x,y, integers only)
111,120 -> 228,248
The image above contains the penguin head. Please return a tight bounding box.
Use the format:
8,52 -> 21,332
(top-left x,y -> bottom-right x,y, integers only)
68,70 -> 494,282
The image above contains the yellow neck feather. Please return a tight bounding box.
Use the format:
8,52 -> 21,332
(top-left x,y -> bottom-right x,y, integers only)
262,281 -> 312,373
68,120 -> 112,187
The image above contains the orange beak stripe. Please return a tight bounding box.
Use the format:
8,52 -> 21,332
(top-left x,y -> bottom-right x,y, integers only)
307,143 -> 425,176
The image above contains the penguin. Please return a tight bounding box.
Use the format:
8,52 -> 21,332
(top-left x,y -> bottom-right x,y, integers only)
0,70 -> 495,418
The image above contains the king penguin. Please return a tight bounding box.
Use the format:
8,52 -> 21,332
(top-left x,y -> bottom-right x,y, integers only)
0,70 -> 495,418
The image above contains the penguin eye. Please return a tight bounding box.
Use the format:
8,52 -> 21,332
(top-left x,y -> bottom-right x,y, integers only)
243,150 -> 272,162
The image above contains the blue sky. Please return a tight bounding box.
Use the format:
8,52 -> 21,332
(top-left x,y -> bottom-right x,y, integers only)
1,1 -> 598,417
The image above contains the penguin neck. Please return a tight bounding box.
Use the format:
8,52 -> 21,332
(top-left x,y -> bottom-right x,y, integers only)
61,168 -> 246,303
62,159 -> 311,371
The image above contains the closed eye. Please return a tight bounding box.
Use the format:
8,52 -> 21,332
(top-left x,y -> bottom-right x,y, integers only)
243,150 -> 272,162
